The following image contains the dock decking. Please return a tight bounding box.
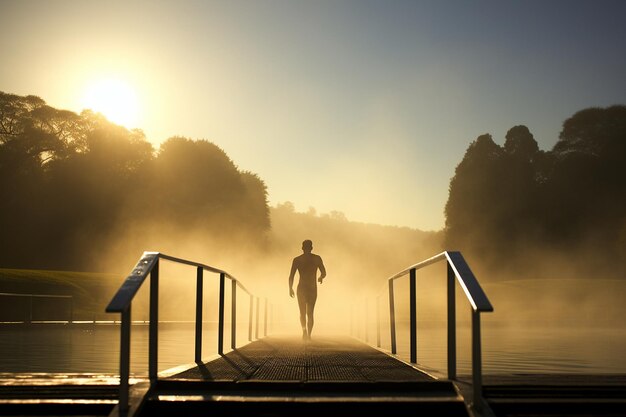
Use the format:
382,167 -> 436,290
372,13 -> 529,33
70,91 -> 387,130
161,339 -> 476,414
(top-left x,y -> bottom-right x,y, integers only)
138,335 -> 469,416
172,335 -> 435,382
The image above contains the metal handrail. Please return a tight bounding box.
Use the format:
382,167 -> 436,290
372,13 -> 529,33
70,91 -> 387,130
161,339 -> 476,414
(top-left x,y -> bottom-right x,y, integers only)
105,251 -> 270,412
0,292 -> 73,323
366,251 -> 493,410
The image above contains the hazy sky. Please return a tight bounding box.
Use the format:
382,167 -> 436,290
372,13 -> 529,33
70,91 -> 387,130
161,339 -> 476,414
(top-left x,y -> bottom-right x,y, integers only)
1,0 -> 625,231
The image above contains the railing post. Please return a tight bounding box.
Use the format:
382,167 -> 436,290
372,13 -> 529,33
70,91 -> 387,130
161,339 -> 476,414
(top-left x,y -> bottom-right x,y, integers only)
28,295 -> 33,324
376,295 -> 381,348
248,295 -> 253,341
263,297 -> 268,337
255,296 -> 260,339
357,304 -> 360,338
388,280 -> 397,355
409,268 -> 417,364
149,260 -> 159,382
447,262 -> 457,380
195,267 -> 203,362
472,310 -> 483,409
69,296 -> 73,324
119,306 -> 131,412
218,272 -> 225,355
231,280 -> 237,349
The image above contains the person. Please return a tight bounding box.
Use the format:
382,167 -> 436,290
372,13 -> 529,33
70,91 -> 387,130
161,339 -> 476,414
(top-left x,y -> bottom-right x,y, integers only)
288,239 -> 326,341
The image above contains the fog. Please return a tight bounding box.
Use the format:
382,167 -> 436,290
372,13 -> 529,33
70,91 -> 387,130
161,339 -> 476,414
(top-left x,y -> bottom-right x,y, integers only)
3,93 -> 622,341
94,203 -> 443,338
481,244 -> 626,329
91,193 -> 626,349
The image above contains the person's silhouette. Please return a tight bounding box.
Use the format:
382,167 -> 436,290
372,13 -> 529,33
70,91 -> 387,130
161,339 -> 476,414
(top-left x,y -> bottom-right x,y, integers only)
289,239 -> 326,341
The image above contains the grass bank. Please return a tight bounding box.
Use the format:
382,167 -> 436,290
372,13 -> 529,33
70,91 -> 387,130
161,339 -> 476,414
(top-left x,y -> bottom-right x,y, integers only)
0,268 -> 122,321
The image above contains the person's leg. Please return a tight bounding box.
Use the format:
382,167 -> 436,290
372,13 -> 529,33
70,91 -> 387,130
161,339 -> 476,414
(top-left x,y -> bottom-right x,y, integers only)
296,287 -> 307,339
306,290 -> 318,339
306,304 -> 314,339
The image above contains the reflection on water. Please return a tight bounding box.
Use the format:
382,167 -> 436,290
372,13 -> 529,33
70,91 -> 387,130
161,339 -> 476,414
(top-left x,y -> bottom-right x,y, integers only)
0,322 -> 223,375
1,323 -> 625,376
381,323 -> 626,375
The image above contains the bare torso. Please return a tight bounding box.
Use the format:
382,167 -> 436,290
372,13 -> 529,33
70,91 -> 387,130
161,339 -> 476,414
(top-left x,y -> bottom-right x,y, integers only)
292,253 -> 324,289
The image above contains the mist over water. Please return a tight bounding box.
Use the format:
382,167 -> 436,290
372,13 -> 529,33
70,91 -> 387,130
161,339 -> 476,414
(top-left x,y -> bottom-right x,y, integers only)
4,203 -> 612,379
92,203 -> 443,336
1,191 -> 623,379
83,189 -> 624,369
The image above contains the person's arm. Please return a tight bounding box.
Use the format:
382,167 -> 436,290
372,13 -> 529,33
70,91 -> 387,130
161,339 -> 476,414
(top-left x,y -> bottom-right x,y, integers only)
288,258 -> 297,297
317,256 -> 327,284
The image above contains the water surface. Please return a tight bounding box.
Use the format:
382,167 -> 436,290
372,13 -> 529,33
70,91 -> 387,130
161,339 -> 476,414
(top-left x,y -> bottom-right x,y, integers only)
1,322 -> 625,377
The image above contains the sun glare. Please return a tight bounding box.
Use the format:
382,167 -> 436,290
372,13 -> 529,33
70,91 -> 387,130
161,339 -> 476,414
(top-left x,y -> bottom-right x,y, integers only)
81,79 -> 140,128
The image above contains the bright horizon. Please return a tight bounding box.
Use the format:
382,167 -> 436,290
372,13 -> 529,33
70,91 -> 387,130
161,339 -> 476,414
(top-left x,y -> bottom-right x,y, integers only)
1,0 -> 625,231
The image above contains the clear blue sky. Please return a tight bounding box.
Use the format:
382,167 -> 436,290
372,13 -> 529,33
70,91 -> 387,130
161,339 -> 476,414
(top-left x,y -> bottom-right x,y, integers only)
1,0 -> 625,230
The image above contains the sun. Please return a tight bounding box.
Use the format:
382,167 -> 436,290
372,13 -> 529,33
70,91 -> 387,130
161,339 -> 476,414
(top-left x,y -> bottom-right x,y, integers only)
81,78 -> 140,128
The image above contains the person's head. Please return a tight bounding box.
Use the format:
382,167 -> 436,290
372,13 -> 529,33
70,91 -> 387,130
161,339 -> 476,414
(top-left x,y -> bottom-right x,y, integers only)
302,239 -> 313,253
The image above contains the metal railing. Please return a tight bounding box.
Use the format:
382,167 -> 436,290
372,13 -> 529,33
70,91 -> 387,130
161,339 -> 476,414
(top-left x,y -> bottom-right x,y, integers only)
0,292 -> 73,323
359,251 -> 493,409
106,251 -> 270,412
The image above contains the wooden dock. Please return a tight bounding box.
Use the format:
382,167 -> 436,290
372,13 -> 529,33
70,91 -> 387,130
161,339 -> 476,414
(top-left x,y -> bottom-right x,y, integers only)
139,335 -> 470,416
2,336 -> 626,417
172,335 -> 438,382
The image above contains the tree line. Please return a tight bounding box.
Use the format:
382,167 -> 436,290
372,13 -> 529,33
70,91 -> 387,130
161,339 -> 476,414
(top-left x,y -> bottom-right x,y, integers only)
2,90 -> 623,279
444,105 -> 625,278
0,92 -> 270,270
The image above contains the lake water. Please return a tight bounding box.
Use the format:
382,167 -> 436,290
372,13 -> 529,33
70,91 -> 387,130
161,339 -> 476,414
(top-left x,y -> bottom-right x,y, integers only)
390,324 -> 626,376
1,321 -> 625,377
0,322 -> 222,375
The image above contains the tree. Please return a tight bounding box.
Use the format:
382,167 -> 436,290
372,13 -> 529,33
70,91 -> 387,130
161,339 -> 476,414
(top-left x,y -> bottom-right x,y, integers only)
0,91 -> 272,270
40,115 -> 155,267
504,125 -> 539,158
0,92 -> 69,267
501,125 -> 544,240
239,171 -> 271,233
150,137 -> 244,229
445,134 -> 508,263
554,105 -> 626,159
444,106 -> 626,277
543,106 -> 626,256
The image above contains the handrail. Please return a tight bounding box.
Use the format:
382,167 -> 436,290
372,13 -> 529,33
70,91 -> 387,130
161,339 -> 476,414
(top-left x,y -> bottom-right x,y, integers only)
0,292 -> 73,324
365,251 -> 493,410
105,251 -> 270,413
387,251 -> 492,312
106,252 -> 253,312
